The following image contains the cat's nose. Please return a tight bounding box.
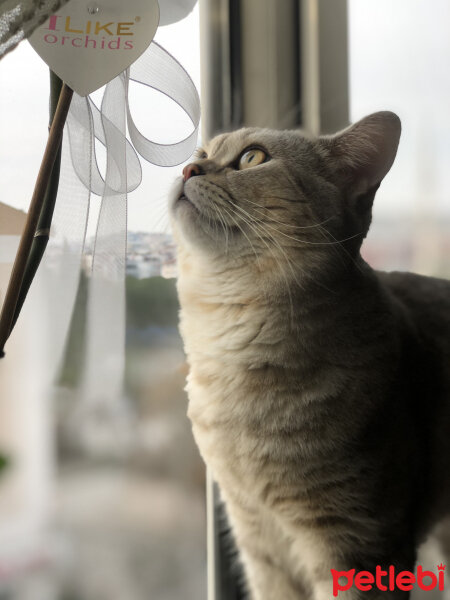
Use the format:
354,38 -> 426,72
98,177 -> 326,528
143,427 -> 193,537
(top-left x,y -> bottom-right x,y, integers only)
183,163 -> 203,181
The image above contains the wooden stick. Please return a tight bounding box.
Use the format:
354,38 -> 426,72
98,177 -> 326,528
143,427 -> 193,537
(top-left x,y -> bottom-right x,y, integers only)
0,82 -> 73,357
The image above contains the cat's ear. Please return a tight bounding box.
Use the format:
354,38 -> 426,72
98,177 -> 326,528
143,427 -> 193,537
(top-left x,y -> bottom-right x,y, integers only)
322,111 -> 401,199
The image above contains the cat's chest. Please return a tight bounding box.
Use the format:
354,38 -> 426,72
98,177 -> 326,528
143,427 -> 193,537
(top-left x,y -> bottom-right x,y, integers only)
186,360 -> 340,490
180,294 -> 348,488
187,364 -> 277,475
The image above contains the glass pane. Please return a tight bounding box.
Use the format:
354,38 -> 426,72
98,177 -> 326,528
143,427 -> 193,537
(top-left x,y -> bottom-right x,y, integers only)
349,0 -> 450,278
0,5 -> 205,599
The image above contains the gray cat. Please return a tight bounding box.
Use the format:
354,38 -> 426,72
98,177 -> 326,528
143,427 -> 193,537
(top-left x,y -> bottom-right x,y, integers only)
169,112 -> 450,599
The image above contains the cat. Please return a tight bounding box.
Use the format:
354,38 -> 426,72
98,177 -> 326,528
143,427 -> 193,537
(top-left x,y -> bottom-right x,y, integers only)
169,111 -> 450,599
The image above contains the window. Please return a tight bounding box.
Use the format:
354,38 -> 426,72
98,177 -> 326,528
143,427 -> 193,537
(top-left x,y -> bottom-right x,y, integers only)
0,6 -> 206,600
350,0 -> 449,279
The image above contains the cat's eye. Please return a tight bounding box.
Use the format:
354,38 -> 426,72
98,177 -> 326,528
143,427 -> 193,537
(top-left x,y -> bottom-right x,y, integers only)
238,147 -> 267,170
195,149 -> 207,160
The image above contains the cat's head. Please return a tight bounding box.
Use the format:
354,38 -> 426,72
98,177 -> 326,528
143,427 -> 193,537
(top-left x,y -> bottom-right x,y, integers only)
170,111 -> 400,282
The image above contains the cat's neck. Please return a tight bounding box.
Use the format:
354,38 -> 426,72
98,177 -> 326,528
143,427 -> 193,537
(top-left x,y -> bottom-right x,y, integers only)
177,248 -> 389,370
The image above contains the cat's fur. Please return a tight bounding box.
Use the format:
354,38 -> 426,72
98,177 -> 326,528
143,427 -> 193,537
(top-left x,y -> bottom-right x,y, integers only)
169,112 -> 450,599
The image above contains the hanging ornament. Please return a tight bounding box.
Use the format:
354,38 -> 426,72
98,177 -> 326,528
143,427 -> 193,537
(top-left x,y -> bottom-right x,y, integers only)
1,0 -> 200,451
29,0 -> 160,96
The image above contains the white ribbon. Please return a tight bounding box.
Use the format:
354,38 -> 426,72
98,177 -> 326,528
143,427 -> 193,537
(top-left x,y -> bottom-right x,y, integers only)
48,41 -> 200,418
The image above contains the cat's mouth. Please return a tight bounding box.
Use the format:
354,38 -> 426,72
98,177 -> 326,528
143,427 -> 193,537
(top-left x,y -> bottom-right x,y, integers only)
176,192 -> 198,211
169,177 -> 200,215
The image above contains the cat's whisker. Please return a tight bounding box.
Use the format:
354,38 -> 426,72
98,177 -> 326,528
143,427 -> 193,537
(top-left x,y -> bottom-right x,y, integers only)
229,200 -> 303,283
218,202 -> 262,263
222,201 -> 283,275
242,197 -> 334,231
149,209 -> 171,234
208,209 -> 220,246
219,182 -> 314,229
244,212 -> 365,248
218,203 -> 267,280
227,200 -> 350,307
256,193 -> 308,204
236,216 -> 295,323
209,202 -> 231,256
217,211 -> 230,256
215,192 -> 345,303
315,222 -> 365,275
226,200 -> 300,324
312,222 -> 351,271
217,182 -> 362,248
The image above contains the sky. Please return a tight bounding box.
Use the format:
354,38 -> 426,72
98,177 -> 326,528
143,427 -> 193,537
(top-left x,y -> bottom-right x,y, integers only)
0,0 -> 449,235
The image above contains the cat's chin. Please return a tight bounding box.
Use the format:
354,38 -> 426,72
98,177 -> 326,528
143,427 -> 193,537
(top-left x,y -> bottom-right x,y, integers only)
171,192 -> 205,235
170,188 -> 203,232
171,197 -> 218,252
170,184 -> 246,255
176,193 -> 198,211
168,177 -> 190,212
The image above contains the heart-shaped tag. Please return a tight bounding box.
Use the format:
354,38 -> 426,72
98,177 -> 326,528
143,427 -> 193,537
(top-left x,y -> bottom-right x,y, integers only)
29,0 -> 160,96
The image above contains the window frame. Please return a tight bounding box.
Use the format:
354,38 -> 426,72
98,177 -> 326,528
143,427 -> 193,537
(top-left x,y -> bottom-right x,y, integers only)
198,1 -> 349,596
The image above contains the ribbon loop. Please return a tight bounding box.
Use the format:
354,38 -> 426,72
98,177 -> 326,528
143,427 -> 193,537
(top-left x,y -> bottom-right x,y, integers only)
68,91 -> 142,197
127,42 -> 201,166
67,41 -> 201,200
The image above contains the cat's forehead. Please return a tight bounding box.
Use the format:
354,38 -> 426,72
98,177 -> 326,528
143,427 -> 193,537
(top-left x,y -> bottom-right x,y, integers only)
204,127 -> 312,164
